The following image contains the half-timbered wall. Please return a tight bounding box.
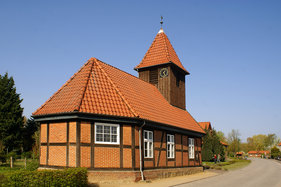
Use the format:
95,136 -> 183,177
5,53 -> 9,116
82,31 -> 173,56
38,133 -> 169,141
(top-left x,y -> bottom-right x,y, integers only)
40,121 -> 202,169
138,64 -> 186,110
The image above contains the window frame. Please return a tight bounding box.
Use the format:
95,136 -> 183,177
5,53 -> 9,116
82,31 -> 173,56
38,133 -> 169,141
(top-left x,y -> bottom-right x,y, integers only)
167,134 -> 175,159
94,123 -> 120,145
143,130 -> 153,158
189,138 -> 195,159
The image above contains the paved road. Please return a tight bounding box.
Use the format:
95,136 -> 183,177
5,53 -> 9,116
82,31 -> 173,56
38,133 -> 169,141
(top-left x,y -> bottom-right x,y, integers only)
174,158 -> 281,187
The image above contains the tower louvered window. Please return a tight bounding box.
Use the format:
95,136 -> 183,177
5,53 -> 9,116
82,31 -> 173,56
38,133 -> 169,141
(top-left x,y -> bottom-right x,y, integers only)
149,69 -> 158,85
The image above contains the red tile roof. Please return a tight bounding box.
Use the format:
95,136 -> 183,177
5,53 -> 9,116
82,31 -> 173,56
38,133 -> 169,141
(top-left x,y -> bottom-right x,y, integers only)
198,122 -> 212,130
248,150 -> 270,155
33,58 -> 204,134
220,141 -> 228,146
135,29 -> 189,74
236,152 -> 243,155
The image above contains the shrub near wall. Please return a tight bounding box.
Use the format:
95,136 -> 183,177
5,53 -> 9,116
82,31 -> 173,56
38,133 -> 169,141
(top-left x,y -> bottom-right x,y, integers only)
1,168 -> 87,187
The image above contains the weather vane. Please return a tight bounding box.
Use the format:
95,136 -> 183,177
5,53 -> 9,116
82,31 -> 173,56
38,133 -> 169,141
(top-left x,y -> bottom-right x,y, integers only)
160,16 -> 163,28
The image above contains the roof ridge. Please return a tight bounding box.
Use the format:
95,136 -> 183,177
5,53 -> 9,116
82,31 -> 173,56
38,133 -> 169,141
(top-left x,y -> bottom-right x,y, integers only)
95,57 -> 165,90
161,33 -> 171,62
77,58 -> 95,111
94,58 -> 140,118
32,59 -> 92,115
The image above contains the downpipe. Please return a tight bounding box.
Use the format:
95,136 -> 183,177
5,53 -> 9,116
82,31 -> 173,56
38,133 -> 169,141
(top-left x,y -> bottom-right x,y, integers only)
139,121 -> 146,181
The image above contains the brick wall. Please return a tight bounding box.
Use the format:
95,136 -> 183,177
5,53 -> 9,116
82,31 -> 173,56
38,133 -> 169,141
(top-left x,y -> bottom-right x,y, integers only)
40,124 -> 47,143
69,122 -> 76,143
69,145 -> 76,167
123,148 -> 132,168
48,146 -> 66,166
94,147 -> 120,168
40,146 -> 47,165
81,122 -> 91,143
49,122 -> 67,143
87,167 -> 203,183
39,120 -> 202,170
81,146 -> 91,167
123,125 -> 131,145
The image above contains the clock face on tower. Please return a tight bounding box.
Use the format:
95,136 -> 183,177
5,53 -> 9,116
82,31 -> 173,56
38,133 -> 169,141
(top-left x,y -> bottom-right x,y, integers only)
160,68 -> 169,78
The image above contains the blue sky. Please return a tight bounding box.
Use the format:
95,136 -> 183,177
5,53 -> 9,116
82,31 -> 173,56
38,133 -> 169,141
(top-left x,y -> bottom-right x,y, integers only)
1,1 -> 281,141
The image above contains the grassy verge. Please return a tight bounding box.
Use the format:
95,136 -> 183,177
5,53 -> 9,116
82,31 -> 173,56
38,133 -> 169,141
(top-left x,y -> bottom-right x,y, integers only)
0,159 -> 39,175
203,159 -> 251,171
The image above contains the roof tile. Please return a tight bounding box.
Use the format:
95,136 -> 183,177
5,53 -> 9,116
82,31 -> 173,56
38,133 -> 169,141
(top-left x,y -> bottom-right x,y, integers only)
135,30 -> 189,74
33,58 -> 204,134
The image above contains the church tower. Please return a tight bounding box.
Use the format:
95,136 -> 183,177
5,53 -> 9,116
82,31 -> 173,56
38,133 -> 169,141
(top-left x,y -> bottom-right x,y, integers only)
134,28 -> 189,110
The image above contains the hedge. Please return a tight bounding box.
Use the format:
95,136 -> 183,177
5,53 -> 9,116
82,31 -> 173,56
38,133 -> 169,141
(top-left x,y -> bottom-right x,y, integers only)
1,168 -> 88,187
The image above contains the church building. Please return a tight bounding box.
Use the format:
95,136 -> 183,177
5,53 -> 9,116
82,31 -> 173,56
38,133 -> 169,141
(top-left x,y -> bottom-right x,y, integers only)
33,26 -> 205,182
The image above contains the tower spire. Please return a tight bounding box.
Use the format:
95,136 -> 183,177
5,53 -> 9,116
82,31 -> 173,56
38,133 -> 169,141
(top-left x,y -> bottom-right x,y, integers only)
160,16 -> 163,28
159,16 -> 164,33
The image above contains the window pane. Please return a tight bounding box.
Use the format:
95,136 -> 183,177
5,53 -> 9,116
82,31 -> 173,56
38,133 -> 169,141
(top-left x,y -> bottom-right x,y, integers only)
167,135 -> 170,142
149,132 -> 153,140
144,149 -> 148,157
171,136 -> 174,143
104,126 -> 110,134
144,131 -> 148,139
149,142 -> 153,157
104,134 -> 110,142
144,142 -> 148,157
111,126 -> 117,134
111,135 -> 117,142
96,134 -> 103,141
96,125 -> 103,133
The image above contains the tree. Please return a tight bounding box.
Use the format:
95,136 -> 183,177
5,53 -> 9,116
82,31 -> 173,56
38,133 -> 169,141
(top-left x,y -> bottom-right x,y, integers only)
246,137 -> 255,152
202,129 -> 225,161
252,134 -> 267,151
265,134 -> 277,148
271,146 -> 280,159
217,131 -> 227,142
0,73 -> 24,152
202,130 -> 213,161
212,130 -> 225,161
227,129 -> 241,156
22,117 -> 39,153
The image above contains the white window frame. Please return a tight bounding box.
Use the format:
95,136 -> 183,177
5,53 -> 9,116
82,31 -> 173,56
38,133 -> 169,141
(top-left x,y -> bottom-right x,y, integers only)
189,138 -> 195,159
144,130 -> 153,158
95,123 -> 120,145
167,134 -> 175,159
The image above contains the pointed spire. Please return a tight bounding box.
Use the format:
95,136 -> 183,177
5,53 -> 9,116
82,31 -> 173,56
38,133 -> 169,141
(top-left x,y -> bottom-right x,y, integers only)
135,26 -> 189,74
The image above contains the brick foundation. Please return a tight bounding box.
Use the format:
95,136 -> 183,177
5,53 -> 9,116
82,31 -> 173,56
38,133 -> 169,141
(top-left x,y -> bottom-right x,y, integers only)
87,167 -> 203,183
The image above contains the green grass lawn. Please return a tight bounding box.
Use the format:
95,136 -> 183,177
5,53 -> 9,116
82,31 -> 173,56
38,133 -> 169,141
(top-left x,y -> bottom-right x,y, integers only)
0,159 -> 38,175
0,161 -> 25,175
203,158 -> 251,171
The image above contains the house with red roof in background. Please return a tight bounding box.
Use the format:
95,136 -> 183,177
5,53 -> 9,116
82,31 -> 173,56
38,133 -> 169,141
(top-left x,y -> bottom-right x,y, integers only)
198,122 -> 212,131
248,150 -> 270,158
32,26 -> 205,182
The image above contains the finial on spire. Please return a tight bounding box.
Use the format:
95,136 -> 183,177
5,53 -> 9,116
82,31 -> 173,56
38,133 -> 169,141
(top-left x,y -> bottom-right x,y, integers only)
158,16 -> 164,33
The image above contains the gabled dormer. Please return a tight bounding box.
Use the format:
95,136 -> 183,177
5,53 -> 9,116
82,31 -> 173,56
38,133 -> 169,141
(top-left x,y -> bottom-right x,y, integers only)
135,28 -> 189,110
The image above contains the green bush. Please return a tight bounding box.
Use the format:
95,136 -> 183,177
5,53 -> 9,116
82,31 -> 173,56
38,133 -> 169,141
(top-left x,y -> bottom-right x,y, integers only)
25,159 -> 39,171
0,151 -> 6,164
21,152 -> 32,159
1,168 -> 88,187
6,152 -> 17,162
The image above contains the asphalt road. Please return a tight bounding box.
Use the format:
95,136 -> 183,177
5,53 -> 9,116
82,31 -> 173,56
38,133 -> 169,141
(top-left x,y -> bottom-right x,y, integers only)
174,158 -> 281,187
